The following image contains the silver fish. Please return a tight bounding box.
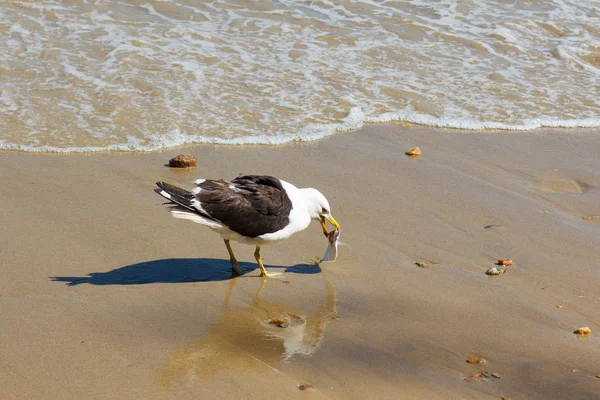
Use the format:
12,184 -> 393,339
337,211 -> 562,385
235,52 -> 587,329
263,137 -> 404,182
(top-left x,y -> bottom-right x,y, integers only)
320,228 -> 341,262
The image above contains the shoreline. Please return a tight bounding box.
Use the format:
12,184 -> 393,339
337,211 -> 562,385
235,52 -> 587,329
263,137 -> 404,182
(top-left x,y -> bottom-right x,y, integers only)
2,125 -> 599,399
2,122 -> 599,154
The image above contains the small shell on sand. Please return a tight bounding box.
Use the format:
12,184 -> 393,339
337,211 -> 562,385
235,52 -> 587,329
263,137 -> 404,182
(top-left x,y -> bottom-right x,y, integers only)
483,224 -> 503,230
298,384 -> 314,391
486,266 -> 506,275
497,259 -> 514,266
268,317 -> 291,328
464,373 -> 484,382
267,313 -> 305,328
415,262 -> 430,268
582,215 -> 600,221
466,358 -> 486,364
405,147 -> 421,156
169,154 -> 197,168
574,327 -> 591,335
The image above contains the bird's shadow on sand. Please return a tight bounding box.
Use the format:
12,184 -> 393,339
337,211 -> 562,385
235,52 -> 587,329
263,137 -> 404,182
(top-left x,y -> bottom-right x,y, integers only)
51,258 -> 321,286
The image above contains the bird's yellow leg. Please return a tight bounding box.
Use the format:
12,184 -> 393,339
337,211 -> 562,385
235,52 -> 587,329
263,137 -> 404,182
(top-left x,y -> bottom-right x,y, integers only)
224,239 -> 242,275
254,246 -> 268,277
254,246 -> 285,279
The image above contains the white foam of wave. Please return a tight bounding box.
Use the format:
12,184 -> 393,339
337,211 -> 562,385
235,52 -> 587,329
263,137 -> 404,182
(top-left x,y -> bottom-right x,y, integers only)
2,107 -> 599,153
369,110 -> 600,130
553,45 -> 600,74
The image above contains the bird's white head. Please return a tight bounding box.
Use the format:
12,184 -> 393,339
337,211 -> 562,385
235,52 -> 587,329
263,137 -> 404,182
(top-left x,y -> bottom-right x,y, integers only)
301,188 -> 341,237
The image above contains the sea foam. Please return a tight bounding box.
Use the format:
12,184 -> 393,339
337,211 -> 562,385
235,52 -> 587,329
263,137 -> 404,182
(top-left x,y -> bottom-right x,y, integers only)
0,0 -> 599,152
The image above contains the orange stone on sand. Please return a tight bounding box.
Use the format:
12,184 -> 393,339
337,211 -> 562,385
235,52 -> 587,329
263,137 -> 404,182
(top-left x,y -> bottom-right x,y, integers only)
169,154 -> 197,168
466,358 -> 486,364
405,147 -> 421,156
574,327 -> 591,335
268,317 -> 290,327
298,384 -> 314,391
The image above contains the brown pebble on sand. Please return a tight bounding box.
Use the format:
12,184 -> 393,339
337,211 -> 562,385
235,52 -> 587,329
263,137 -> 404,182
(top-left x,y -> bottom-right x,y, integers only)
298,384 -> 314,391
169,154 -> 197,168
582,215 -> 600,221
405,147 -> 421,156
464,373 -> 484,382
268,317 -> 290,328
497,259 -> 514,266
574,327 -> 591,335
415,262 -> 430,268
466,358 -> 486,364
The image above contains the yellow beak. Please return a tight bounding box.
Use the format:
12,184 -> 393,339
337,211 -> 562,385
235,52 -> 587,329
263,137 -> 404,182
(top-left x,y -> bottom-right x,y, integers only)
320,215 -> 341,236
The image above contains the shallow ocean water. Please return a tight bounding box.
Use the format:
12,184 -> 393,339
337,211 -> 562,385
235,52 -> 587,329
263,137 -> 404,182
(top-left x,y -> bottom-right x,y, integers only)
1,0 -> 599,152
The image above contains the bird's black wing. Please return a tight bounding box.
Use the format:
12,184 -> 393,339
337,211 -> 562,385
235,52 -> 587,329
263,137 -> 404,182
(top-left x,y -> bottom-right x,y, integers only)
196,175 -> 293,237
155,181 -> 217,222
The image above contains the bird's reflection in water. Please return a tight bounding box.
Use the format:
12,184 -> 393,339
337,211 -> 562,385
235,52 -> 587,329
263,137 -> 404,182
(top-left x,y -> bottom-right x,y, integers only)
158,273 -> 337,384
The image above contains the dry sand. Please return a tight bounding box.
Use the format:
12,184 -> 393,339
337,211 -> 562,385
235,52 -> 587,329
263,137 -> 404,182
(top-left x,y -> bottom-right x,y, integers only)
2,125 -> 599,399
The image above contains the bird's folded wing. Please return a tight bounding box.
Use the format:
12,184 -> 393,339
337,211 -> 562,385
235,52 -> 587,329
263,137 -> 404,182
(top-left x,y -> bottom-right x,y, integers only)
195,176 -> 292,237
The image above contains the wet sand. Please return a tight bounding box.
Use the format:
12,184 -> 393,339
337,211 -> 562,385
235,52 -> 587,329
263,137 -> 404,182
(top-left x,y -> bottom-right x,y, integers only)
2,125 -> 599,399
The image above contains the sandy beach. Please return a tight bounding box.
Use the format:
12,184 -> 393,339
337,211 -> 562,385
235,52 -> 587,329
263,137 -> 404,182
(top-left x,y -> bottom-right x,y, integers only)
2,125 -> 599,399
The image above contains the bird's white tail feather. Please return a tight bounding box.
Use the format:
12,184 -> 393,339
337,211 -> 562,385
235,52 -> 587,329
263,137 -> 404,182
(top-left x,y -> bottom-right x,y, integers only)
170,210 -> 222,228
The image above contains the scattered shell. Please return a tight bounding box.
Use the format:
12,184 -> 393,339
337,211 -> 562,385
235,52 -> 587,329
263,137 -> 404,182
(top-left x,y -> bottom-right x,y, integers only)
483,224 -> 503,230
595,374 -> 600,379
481,371 -> 502,379
571,369 -> 578,373
466,358 -> 486,364
497,259 -> 514,266
405,147 -> 421,156
582,215 -> 600,221
298,384 -> 314,391
268,317 -> 291,328
556,305 -> 563,308
415,262 -> 430,268
169,154 -> 197,168
464,373 -> 484,382
486,266 -> 506,275
574,327 -> 591,335
267,313 -> 306,328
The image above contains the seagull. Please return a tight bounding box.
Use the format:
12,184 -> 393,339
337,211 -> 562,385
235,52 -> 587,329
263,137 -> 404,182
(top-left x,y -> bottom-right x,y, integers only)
155,175 -> 340,278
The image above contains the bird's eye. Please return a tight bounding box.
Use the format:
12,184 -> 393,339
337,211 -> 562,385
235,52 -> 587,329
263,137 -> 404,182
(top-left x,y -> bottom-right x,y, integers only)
321,207 -> 328,213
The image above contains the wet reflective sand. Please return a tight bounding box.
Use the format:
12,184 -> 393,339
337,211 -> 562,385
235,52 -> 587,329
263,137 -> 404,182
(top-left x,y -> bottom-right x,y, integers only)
158,273 -> 337,385
2,126 -> 600,399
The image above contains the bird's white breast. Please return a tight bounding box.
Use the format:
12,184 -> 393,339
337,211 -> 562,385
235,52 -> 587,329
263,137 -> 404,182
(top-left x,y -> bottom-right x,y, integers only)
257,180 -> 311,242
